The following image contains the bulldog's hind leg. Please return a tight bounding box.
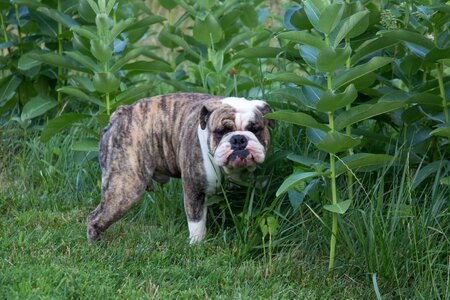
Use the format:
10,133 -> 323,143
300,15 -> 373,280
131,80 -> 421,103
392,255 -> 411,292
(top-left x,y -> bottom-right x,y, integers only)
87,173 -> 148,243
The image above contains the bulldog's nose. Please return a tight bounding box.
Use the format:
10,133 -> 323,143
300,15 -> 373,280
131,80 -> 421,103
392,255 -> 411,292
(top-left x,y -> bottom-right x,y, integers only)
230,134 -> 248,150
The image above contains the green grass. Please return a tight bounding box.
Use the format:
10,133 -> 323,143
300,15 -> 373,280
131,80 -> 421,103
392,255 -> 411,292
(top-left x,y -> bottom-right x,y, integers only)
1,125 -> 449,299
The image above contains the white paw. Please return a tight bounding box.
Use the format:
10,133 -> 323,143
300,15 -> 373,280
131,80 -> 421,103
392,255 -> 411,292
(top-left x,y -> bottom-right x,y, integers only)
188,219 -> 206,244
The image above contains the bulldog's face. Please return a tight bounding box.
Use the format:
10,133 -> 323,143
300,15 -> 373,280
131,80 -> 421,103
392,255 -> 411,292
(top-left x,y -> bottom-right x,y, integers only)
200,97 -> 275,172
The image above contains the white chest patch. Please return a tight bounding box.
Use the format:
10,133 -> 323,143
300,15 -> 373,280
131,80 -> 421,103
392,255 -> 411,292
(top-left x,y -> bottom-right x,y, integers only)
197,125 -> 221,194
221,97 -> 266,130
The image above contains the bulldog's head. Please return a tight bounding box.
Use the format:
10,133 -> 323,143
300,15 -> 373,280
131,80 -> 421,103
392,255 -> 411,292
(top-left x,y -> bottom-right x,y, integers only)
200,97 -> 275,172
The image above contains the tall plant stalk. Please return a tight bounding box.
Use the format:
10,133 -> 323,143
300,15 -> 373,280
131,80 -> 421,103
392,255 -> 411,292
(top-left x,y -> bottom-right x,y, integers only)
344,37 -> 354,202
326,38 -> 339,269
436,63 -> 449,124
57,0 -> 63,108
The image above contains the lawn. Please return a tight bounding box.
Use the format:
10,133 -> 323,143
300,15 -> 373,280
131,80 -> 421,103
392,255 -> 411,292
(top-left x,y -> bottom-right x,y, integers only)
0,132 -> 378,299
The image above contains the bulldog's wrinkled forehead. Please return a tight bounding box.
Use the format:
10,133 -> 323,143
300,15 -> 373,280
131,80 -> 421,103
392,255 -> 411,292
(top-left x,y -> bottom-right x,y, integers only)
221,97 -> 266,130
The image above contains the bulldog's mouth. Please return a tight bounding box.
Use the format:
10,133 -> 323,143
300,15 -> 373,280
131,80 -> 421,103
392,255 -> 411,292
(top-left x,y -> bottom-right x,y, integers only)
228,149 -> 255,168
213,132 -> 266,169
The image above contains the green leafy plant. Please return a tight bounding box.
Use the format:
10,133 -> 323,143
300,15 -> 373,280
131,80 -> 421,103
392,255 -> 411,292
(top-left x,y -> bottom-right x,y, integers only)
29,0 -> 168,148
156,0 -> 273,96
267,0 -> 412,269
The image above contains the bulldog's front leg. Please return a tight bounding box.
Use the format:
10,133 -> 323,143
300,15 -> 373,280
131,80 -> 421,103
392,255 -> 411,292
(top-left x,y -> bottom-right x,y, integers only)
182,177 -> 208,244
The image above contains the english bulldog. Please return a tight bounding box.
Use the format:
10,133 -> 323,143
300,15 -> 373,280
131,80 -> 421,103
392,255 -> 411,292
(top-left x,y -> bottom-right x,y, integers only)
87,93 -> 274,244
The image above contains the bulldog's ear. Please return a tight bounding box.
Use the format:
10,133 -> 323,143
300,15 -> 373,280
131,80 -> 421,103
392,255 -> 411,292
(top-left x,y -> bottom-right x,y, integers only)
257,102 -> 275,129
200,101 -> 220,130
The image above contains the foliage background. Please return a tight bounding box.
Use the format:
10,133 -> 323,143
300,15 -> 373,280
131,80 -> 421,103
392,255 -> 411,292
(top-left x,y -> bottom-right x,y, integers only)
0,0 -> 449,298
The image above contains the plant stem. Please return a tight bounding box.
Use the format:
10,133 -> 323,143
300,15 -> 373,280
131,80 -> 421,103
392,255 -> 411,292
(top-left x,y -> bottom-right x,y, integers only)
344,37 -> 354,202
327,71 -> 338,270
0,13 -> 8,77
57,0 -> 63,108
14,4 -> 23,55
329,151 -> 338,270
106,93 -> 110,115
0,13 -> 7,43
436,63 -> 449,123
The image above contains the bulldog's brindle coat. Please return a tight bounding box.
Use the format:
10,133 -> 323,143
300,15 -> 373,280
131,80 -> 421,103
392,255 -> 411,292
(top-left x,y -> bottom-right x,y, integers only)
87,93 -> 273,243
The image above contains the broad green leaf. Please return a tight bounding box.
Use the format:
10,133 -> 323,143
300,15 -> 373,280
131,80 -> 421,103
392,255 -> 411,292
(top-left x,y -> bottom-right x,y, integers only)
41,113 -> 91,143
333,57 -> 393,89
299,45 -> 319,68
71,26 -> 97,40
240,4 -> 259,28
65,51 -> 102,73
86,0 -> 100,14
223,31 -> 256,52
96,13 -> 110,34
378,30 -> 434,57
426,47 -> 450,63
105,0 -> 116,15
235,47 -> 283,59
266,216 -> 279,236
193,14 -> 223,45
58,87 -> 105,107
316,84 -> 357,112
28,53 -> 87,73
266,110 -> 330,132
125,15 -> 165,31
90,40 -> 112,63
21,96 -> 58,121
316,131 -> 361,154
276,170 -> 322,196
430,124 -> 450,139
78,0 -> 96,22
122,61 -> 172,73
72,32 -> 90,54
284,5 -> 312,30
158,29 -> 200,59
173,0 -> 199,17
277,31 -> 326,50
113,84 -> 153,108
412,160 -> 450,189
303,0 -> 329,31
0,75 -> 22,102
307,128 -> 327,144
72,76 -> 96,92
378,91 -> 441,107
302,85 -> 323,108
440,177 -> 450,186
259,219 -> 268,237
110,48 -> 146,73
287,153 -> 329,169
323,199 -> 351,214
332,10 -> 369,47
198,0 -> 214,9
351,37 -> 398,65
334,153 -> 394,176
335,101 -> 405,131
289,179 -> 320,211
317,3 -> 343,35
18,53 -> 42,70
266,73 -> 325,89
37,7 -> 79,28
93,72 -> 120,93
316,46 -> 351,72
72,138 -> 99,152
110,18 -> 135,42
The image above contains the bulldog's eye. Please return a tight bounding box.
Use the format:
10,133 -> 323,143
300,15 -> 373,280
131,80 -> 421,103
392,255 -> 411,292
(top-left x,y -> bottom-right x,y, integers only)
250,127 -> 263,135
214,129 -> 230,140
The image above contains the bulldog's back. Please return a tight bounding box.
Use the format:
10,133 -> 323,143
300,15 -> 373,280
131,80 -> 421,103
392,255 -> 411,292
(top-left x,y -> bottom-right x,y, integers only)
100,93 -> 223,178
